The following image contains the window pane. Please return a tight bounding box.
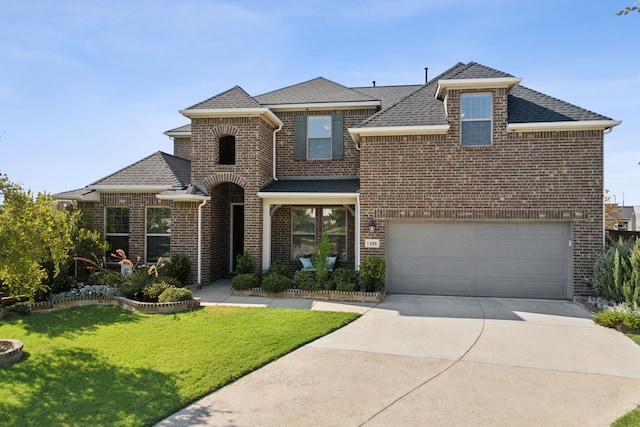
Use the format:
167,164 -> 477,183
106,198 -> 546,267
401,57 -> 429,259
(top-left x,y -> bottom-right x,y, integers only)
307,116 -> 331,138
106,235 -> 129,262
292,235 -> 315,258
328,235 -> 347,259
308,138 -> 331,159
147,207 -> 171,234
322,209 -> 346,234
461,121 -> 491,146
147,236 -> 170,262
292,209 -> 315,234
461,94 -> 491,119
106,207 -> 129,234
219,135 -> 235,165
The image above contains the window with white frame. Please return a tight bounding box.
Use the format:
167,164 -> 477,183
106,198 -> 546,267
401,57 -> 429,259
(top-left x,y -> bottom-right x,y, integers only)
461,93 -> 492,146
307,116 -> 332,159
322,208 -> 347,259
105,207 -> 129,262
292,208 -> 315,258
146,207 -> 171,263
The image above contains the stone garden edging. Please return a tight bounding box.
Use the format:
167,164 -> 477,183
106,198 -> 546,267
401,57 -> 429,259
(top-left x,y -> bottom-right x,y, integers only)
232,288 -> 384,303
29,296 -> 201,314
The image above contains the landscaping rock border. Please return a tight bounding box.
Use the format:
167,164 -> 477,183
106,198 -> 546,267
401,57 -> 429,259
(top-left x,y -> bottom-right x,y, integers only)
30,296 -> 201,314
232,288 -> 384,303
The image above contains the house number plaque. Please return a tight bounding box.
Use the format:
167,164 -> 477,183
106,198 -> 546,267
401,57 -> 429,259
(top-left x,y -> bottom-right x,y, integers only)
364,239 -> 380,248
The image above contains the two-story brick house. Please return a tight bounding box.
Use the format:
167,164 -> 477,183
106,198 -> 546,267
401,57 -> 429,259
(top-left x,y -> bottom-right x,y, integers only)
60,62 -> 620,299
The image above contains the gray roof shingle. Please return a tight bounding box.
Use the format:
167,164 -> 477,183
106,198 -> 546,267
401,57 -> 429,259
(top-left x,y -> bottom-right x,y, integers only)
260,177 -> 360,193
91,151 -> 191,188
352,84 -> 424,110
254,77 -> 378,105
186,86 -> 261,110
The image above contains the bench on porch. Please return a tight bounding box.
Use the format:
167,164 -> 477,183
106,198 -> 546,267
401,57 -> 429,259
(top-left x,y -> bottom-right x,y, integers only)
299,255 -> 338,272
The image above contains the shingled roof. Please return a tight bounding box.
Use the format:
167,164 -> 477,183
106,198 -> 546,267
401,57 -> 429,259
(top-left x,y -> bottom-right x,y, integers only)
353,84 -> 423,110
254,77 -> 378,105
186,86 -> 261,110
260,177 -> 360,194
90,151 -> 190,188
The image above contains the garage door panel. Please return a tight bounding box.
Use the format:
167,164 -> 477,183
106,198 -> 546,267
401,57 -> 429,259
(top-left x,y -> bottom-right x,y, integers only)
387,221 -> 570,299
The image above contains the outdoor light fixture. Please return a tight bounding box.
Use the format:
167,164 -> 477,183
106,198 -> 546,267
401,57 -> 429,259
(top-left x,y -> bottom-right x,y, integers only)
368,218 -> 376,233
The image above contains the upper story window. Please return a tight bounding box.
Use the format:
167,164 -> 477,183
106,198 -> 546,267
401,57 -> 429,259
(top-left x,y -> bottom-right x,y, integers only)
461,93 -> 492,146
219,135 -> 235,165
105,207 -> 129,262
294,114 -> 344,160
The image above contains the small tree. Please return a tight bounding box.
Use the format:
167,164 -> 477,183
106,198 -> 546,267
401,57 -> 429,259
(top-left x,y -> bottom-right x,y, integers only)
312,233 -> 332,286
0,173 -> 104,300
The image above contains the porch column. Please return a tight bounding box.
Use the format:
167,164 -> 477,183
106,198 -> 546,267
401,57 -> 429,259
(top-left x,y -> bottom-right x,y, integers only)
355,194 -> 361,269
262,199 -> 271,270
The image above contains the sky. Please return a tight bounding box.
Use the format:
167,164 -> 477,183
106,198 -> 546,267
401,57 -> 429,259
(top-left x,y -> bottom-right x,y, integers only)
1,1 -> 639,204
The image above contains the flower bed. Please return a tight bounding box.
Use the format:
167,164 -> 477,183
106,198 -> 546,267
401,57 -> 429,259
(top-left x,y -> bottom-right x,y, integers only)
30,296 -> 201,314
232,287 -> 384,303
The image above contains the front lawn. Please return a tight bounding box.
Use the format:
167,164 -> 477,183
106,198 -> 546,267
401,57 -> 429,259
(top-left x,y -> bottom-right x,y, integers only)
0,305 -> 359,426
612,333 -> 640,427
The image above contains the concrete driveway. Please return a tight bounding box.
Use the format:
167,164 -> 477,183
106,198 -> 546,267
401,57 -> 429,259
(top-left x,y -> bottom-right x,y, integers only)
157,288 -> 640,427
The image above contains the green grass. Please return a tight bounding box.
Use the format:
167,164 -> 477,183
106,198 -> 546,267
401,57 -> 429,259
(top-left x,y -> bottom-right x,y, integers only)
0,305 -> 359,426
611,333 -> 640,427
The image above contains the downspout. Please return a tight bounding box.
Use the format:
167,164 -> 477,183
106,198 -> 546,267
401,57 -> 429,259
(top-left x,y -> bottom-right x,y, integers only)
197,198 -> 207,286
272,123 -> 283,180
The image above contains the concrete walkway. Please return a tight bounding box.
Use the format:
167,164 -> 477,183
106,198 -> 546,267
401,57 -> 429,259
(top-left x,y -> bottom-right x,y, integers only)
157,282 -> 640,426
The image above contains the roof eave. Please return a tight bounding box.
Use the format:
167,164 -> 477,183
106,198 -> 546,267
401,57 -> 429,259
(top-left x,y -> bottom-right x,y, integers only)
436,77 -> 523,99
257,192 -> 359,205
507,120 -> 622,132
348,125 -> 450,143
263,101 -> 381,111
88,185 -> 175,192
164,130 -> 191,138
156,194 -> 211,202
179,107 -> 284,128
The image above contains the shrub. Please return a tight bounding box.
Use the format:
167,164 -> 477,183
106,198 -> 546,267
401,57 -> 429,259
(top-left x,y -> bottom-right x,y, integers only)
594,310 -> 640,332
294,270 -> 322,291
232,273 -> 259,290
118,268 -> 154,299
1,304 -> 31,317
359,256 -> 385,292
236,252 -> 255,274
265,263 -> 291,279
312,233 -> 332,283
142,281 -> 171,302
261,273 -> 292,293
593,238 -> 640,306
333,268 -> 358,292
158,286 -> 193,303
162,254 -> 191,285
51,284 -> 121,301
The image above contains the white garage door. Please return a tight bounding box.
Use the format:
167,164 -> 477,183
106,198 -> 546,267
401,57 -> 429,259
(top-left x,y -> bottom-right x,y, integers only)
386,221 -> 571,299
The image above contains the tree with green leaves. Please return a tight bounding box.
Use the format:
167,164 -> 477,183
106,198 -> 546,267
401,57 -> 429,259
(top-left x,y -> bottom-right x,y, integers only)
0,173 -> 106,299
617,2 -> 640,15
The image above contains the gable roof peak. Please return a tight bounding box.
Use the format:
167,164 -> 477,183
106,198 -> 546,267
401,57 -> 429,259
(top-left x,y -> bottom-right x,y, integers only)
186,85 -> 261,110
254,76 -> 378,106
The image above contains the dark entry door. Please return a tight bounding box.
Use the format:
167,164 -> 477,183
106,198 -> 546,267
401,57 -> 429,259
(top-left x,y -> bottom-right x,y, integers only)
231,204 -> 244,272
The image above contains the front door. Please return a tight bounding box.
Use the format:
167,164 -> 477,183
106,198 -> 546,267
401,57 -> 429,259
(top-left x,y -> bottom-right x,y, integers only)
231,204 -> 244,272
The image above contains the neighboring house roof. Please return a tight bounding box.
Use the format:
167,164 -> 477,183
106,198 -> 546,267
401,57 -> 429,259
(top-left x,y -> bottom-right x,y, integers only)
254,77 -> 378,106
90,151 -> 191,189
164,123 -> 192,137
260,177 -> 360,194
186,86 -> 261,110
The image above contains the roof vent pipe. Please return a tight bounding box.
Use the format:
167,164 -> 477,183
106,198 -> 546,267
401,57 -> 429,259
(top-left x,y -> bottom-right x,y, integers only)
425,67 -> 428,83
372,81 -> 376,87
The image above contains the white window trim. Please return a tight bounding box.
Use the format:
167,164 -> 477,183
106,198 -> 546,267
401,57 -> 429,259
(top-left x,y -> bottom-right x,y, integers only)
146,207 -> 171,264
104,207 -> 129,263
307,116 -> 332,160
461,93 -> 493,147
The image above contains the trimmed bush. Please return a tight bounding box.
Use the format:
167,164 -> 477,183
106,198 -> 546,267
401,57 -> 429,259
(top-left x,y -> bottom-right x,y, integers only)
359,256 -> 385,292
162,254 -> 191,285
236,252 -> 255,274
261,273 -> 292,293
158,286 -> 193,303
265,264 -> 291,279
294,270 -> 322,291
333,268 -> 358,292
232,273 -> 259,290
594,310 -> 640,332
142,281 -> 171,302
593,238 -> 640,306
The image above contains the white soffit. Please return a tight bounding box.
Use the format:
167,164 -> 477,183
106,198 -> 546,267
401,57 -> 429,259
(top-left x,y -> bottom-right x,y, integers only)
348,125 -> 450,142
508,120 -> 622,132
179,108 -> 284,128
436,77 -> 523,99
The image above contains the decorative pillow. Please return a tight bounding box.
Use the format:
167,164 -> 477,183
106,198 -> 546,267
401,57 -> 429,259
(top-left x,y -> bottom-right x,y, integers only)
325,256 -> 337,270
299,257 -> 313,269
